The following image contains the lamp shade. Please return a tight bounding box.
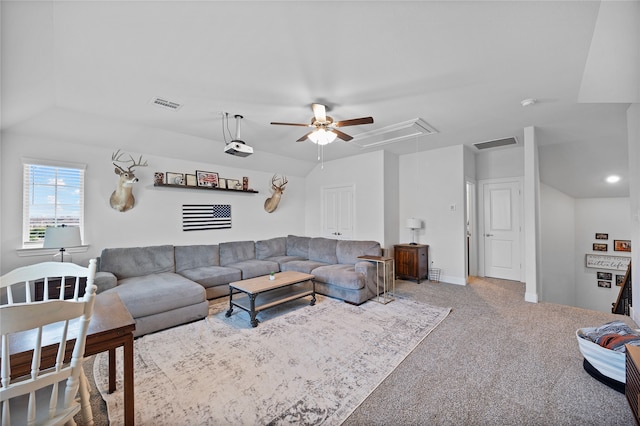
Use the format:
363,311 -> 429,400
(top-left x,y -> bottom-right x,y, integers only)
43,226 -> 82,249
308,129 -> 337,145
406,218 -> 422,229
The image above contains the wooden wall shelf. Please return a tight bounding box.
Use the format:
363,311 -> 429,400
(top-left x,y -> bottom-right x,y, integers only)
154,183 -> 259,194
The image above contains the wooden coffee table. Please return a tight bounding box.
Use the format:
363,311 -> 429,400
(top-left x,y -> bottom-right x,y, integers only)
225,271 -> 315,327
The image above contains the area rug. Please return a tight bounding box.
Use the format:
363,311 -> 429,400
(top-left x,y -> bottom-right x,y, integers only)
93,294 -> 450,425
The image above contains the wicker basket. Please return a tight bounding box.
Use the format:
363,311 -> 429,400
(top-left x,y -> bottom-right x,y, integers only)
429,268 -> 441,283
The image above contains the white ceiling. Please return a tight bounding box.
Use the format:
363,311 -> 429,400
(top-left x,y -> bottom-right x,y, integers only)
2,1 -> 638,197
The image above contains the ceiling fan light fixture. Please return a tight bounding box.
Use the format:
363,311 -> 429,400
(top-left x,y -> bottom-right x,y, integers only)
308,128 -> 337,145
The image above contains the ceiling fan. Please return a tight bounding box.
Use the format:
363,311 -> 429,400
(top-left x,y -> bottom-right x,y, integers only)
271,103 -> 374,145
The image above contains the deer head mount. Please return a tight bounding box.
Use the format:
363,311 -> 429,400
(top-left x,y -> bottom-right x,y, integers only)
109,149 -> 148,212
264,174 -> 288,213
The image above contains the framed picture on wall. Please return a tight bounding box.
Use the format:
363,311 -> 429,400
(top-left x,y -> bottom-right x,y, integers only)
595,233 -> 609,240
597,280 -> 611,288
196,170 -> 219,188
616,275 -> 625,286
593,243 -> 607,252
614,240 -> 631,252
597,271 -> 612,280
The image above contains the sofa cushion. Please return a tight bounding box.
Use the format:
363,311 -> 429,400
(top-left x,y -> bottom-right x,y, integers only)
178,266 -> 242,289
175,244 -> 220,271
308,238 -> 338,264
103,272 -> 205,318
336,240 -> 382,264
280,260 -> 329,274
256,237 -> 286,260
266,255 -> 306,265
286,235 -> 310,258
225,259 -> 280,280
312,264 -> 364,290
100,245 -> 175,279
219,241 -> 256,266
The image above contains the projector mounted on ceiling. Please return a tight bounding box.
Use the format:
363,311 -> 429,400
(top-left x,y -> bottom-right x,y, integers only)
224,114 -> 253,157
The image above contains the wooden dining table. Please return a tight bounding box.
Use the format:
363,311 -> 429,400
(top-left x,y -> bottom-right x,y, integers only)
5,292 -> 136,425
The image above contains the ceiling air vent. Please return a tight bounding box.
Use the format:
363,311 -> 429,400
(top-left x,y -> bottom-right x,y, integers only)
473,137 -> 518,150
351,118 -> 438,149
151,97 -> 182,111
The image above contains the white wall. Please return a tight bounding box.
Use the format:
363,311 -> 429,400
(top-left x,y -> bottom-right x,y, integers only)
628,103 -> 640,324
540,183 -> 576,305
1,133 -> 306,273
574,197 -> 632,312
399,145 -> 466,285
475,146 -> 524,181
383,151 -> 400,254
304,151 -> 385,244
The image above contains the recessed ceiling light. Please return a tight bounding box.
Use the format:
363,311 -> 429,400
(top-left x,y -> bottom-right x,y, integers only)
520,98 -> 536,107
606,175 -> 621,183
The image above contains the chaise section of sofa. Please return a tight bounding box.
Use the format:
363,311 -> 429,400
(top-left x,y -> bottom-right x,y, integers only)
95,245 -> 209,337
219,240 -> 279,279
175,244 -> 242,299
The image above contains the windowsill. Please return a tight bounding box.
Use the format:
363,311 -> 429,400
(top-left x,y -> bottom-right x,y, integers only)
16,245 -> 90,257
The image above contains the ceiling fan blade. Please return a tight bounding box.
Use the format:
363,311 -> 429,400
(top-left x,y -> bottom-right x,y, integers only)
333,129 -> 353,141
311,103 -> 327,122
334,117 -> 374,127
270,121 -> 311,127
297,131 -> 314,142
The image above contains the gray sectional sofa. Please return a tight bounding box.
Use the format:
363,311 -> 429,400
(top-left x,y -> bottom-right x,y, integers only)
95,235 -> 382,337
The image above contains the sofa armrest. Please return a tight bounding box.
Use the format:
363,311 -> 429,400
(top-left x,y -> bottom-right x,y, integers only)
355,261 -> 377,278
94,271 -> 117,294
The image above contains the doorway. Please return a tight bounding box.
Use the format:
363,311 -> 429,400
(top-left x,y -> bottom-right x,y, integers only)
466,180 -> 478,280
321,184 -> 355,239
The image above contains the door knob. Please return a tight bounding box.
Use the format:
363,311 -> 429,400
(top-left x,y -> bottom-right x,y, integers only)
485,233 -> 494,237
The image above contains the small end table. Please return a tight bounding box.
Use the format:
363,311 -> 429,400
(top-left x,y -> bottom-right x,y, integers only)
358,255 -> 395,304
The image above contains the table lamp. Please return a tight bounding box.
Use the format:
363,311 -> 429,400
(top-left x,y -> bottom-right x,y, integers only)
43,225 -> 82,262
406,218 -> 422,245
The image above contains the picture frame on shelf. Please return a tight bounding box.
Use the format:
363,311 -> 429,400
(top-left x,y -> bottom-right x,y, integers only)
597,271 -> 612,280
196,170 -> 219,188
227,179 -> 241,190
595,233 -> 608,240
219,178 -> 227,189
166,172 -> 184,185
593,243 -> 607,252
185,174 -> 196,186
613,240 -> 631,252
154,172 -> 165,185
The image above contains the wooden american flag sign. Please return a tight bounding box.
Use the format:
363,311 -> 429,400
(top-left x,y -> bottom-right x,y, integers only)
182,204 -> 231,231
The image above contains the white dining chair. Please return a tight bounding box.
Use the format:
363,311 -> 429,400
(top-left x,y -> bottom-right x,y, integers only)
1,260 -> 97,426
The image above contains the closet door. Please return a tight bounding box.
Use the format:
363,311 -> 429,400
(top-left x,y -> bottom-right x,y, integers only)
322,185 -> 354,239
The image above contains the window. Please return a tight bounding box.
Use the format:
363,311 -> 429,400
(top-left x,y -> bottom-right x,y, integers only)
22,159 -> 85,248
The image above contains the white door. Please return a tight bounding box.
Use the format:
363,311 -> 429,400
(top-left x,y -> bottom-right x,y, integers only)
322,185 -> 354,239
483,180 -> 521,281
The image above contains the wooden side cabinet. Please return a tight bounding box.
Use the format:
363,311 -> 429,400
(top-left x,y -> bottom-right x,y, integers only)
626,345 -> 640,424
394,244 -> 429,283
35,276 -> 87,301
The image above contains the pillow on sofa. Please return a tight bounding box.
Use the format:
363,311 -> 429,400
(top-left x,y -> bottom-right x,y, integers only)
175,245 -> 220,271
219,241 -> 256,266
287,235 -> 310,258
337,240 -> 381,264
256,237 -> 286,260
100,245 -> 175,279
309,237 -> 338,264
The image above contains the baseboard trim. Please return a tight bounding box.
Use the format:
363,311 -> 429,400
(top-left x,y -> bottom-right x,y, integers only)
525,292 -> 538,303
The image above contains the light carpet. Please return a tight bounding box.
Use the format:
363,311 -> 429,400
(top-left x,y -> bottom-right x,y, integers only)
93,294 -> 450,425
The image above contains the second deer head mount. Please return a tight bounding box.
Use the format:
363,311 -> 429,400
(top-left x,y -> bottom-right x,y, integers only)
264,174 -> 288,213
110,149 -> 148,212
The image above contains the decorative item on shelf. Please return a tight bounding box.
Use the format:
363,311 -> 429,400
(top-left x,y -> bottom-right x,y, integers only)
196,170 -> 219,188
219,178 -> 227,189
154,172 -> 165,185
185,174 -> 196,186
243,177 -> 249,191
43,224 -> 82,262
264,174 -> 288,213
406,217 -> 422,245
226,179 -> 239,190
110,149 -> 148,212
166,172 -> 184,185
